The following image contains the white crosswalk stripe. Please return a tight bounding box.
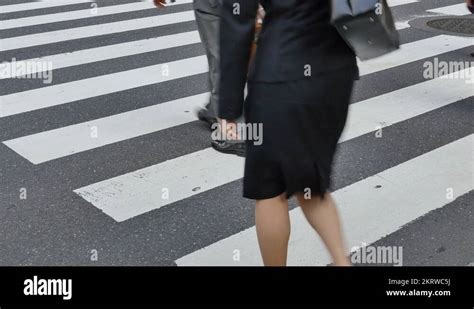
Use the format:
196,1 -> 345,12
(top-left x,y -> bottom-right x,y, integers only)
71,67 -> 474,222
4,35 -> 472,163
0,55 -> 208,117
0,31 -> 202,79
1,22 -> 422,80
0,0 -> 193,30
387,0 -> 419,6
177,134 -> 474,265
391,3 -> 473,30
0,10 -> 196,51
0,0 -> 420,51
0,0 -> 92,14
4,93 -> 210,163
427,3 -> 472,15
357,35 -> 472,75
1,0 -> 472,266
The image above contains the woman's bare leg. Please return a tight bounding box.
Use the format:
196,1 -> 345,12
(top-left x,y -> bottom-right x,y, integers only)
255,193 -> 290,266
295,192 -> 351,266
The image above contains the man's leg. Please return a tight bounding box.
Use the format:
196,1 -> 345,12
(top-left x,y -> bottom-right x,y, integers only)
194,0 -> 245,156
194,0 -> 220,124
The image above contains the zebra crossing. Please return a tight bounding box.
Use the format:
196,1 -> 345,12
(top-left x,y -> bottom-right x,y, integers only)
0,0 -> 93,14
0,0 -> 472,266
0,1 -> 193,29
177,135 -> 474,265
71,65 -> 473,222
4,35 -> 472,162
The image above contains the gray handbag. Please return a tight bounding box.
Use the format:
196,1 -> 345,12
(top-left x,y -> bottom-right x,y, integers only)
331,0 -> 400,61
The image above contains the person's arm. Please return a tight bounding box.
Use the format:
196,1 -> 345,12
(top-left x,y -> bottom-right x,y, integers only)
153,0 -> 178,7
218,0 -> 259,121
153,0 -> 166,7
250,5 -> 265,63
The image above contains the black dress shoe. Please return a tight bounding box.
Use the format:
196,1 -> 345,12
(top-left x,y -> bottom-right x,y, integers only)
197,108 -> 217,129
211,140 -> 246,157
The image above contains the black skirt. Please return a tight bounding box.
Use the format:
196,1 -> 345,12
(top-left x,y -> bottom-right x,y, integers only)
243,66 -> 357,200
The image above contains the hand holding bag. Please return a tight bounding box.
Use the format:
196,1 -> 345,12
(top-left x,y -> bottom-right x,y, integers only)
331,0 -> 400,61
250,5 -> 265,67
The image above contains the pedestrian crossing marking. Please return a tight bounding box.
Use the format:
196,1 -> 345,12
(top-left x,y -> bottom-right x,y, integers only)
357,35 -> 472,75
395,21 -> 411,30
0,10 -> 196,52
0,0 -> 414,16
427,3 -> 471,16
340,67 -> 474,142
70,67 -> 473,222
3,31 -> 469,80
0,0 -> 434,52
74,147 -> 246,223
0,55 -> 209,118
0,0 -> 193,30
176,134 -> 474,266
3,35 -> 472,163
1,0 -> 472,266
387,0 -> 419,7
0,31 -> 202,79
4,93 -> 210,163
0,0 -> 92,14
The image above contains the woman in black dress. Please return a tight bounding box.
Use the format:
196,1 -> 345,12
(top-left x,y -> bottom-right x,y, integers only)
218,0 -> 358,266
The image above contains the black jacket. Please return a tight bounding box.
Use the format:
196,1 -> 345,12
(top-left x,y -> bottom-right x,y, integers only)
218,0 -> 358,120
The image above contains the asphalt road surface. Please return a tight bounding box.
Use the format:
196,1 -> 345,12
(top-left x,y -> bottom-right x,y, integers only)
0,0 -> 473,266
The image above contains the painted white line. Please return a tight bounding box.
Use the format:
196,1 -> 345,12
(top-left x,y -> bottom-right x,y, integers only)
0,10 -> 196,51
0,0 -> 92,14
176,134 -> 474,266
70,68 -> 474,222
358,35 -> 473,74
386,0 -> 419,7
2,32 -> 469,80
0,21 -> 437,81
0,31 -> 202,79
0,0 -> 411,16
0,32 -> 470,164
390,3 -> 472,33
3,38 -> 472,164
0,0 -> 193,30
0,0 -> 430,51
427,3 -> 470,16
340,67 -> 474,142
0,19 -> 469,79
3,93 -> 210,164
0,0 -> 414,31
74,148 -> 246,223
395,21 -> 411,30
0,55 -> 208,119
0,18 -> 405,80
